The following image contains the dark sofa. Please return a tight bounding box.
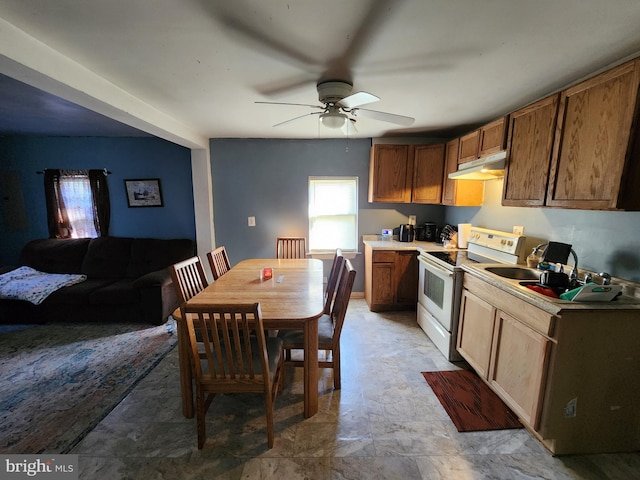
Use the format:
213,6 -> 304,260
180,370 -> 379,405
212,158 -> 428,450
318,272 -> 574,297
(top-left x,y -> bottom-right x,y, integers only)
0,236 -> 195,324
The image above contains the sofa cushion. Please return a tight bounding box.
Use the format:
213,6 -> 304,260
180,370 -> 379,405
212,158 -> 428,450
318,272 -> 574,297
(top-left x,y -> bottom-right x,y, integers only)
89,279 -> 140,305
82,237 -> 133,279
126,238 -> 196,278
43,278 -> 117,305
19,238 -> 91,274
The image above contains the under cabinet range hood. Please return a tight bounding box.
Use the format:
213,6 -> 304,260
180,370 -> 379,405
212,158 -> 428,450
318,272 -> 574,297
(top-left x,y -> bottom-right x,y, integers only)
448,151 -> 506,180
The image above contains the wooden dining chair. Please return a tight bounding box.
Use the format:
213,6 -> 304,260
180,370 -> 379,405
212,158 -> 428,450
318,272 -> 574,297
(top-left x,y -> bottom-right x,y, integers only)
324,248 -> 344,314
181,302 -> 285,449
279,259 -> 356,390
206,245 -> 231,280
170,256 -> 210,420
276,237 -> 307,259
170,256 -> 209,304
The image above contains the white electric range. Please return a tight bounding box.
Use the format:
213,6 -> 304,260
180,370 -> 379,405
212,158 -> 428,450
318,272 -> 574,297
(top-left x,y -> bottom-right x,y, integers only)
417,227 -> 526,361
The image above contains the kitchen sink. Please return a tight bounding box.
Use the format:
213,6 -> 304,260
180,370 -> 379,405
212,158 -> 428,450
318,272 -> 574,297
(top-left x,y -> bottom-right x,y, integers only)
484,266 -> 541,280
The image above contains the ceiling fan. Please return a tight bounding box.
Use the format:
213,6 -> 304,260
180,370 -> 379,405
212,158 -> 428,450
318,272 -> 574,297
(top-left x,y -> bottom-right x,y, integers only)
256,80 -> 415,131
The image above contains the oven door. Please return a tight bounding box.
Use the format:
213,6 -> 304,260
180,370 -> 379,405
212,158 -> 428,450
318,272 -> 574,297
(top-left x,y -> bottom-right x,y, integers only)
418,254 -> 455,331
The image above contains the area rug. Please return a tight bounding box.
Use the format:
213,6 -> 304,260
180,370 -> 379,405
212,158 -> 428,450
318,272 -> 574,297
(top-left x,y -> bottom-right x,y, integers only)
0,318 -> 177,453
422,369 -> 522,432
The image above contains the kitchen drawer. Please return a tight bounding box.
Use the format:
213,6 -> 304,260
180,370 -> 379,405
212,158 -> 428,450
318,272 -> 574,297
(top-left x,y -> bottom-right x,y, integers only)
463,274 -> 556,337
372,251 -> 397,263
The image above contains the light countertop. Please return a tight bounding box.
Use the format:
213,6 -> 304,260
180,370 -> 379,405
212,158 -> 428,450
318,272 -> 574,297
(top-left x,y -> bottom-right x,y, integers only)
462,263 -> 640,314
362,235 -> 453,252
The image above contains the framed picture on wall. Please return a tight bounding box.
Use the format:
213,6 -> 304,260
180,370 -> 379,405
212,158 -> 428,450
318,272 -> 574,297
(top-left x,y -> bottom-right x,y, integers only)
124,178 -> 164,207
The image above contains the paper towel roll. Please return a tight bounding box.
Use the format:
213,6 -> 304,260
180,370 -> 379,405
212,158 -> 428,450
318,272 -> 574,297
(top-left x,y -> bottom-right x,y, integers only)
458,223 -> 472,248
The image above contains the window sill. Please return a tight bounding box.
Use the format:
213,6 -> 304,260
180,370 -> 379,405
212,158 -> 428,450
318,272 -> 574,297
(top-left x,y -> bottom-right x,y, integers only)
309,251 -> 361,260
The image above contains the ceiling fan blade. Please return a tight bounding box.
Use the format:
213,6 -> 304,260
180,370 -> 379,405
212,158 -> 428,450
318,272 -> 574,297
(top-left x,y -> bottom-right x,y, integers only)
338,91 -> 380,109
337,0 -> 397,75
256,101 -> 323,109
272,111 -> 322,127
355,108 -> 415,126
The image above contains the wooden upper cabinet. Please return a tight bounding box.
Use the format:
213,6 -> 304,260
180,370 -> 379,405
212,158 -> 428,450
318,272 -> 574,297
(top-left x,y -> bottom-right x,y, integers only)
458,116 -> 508,165
442,138 -> 484,206
546,58 -> 640,210
478,116 -> 508,157
412,144 -> 445,204
503,94 -> 560,207
442,139 -> 458,205
458,130 -> 480,164
368,145 -> 413,203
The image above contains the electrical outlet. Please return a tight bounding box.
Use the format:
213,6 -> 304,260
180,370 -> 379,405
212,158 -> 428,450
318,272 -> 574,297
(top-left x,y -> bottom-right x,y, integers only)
248,216 -> 256,227
513,225 -> 524,235
409,215 -> 416,225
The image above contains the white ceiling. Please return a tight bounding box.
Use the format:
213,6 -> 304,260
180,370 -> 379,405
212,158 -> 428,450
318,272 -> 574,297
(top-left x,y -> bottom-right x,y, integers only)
2,0 -> 640,146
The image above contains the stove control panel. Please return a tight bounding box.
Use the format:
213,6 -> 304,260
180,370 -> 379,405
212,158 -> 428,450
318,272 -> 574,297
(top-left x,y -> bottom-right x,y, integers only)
468,227 -> 526,259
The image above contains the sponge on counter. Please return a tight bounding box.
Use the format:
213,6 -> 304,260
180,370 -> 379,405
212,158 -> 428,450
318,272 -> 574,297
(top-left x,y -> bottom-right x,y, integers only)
560,283 -> 597,301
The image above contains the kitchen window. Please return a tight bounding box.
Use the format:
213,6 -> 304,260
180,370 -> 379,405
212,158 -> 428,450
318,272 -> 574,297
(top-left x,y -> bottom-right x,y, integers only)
308,176 -> 358,253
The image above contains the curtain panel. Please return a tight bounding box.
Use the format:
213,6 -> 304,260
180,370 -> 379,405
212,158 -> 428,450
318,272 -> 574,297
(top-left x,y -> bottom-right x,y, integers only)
44,169 -> 110,238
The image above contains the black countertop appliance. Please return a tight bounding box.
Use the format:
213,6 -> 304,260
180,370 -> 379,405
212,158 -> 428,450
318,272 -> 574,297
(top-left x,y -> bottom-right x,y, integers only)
399,224 -> 415,242
424,222 -> 437,242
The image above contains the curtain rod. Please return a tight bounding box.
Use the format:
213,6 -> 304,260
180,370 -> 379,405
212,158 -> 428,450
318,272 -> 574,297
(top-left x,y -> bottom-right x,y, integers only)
36,168 -> 111,175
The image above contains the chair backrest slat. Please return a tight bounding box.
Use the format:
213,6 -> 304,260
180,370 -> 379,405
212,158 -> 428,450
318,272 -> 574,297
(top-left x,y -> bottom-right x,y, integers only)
330,259 -> 356,344
183,303 -> 266,381
276,237 -> 306,259
324,248 -> 344,314
170,256 -> 209,304
207,246 -> 231,280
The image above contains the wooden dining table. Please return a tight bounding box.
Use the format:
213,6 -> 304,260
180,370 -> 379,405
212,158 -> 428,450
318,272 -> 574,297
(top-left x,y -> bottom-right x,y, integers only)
176,258 -> 325,419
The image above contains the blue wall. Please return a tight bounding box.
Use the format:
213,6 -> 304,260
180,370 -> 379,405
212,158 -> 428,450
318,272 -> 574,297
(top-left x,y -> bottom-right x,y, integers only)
0,136 -> 196,264
445,180 -> 640,282
210,138 -> 446,292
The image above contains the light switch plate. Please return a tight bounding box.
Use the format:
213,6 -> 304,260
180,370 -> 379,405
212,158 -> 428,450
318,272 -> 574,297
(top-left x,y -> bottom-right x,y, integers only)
248,216 -> 256,227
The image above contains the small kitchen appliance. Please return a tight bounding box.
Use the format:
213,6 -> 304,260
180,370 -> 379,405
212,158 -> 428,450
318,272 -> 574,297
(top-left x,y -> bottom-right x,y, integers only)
398,224 -> 415,242
417,227 -> 526,361
424,222 -> 437,242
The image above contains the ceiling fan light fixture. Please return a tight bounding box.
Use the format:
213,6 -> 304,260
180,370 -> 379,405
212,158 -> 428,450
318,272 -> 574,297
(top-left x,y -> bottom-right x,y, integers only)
320,112 -> 347,128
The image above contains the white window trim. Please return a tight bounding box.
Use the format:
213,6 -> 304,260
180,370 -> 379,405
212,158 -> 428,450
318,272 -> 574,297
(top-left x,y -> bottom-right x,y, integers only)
308,176 -> 359,254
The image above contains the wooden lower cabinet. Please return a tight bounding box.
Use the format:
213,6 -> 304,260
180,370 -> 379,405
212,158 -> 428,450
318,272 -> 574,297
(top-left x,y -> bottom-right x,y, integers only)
457,289 -> 550,429
458,273 -> 640,455
364,246 -> 417,311
489,310 -> 551,430
457,289 -> 495,378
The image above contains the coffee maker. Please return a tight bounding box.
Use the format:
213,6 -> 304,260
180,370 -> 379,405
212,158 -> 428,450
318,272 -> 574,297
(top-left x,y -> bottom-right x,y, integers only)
423,222 -> 437,242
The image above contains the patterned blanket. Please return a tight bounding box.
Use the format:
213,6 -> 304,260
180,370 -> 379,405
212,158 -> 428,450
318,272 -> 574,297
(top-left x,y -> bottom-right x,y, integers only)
0,266 -> 87,305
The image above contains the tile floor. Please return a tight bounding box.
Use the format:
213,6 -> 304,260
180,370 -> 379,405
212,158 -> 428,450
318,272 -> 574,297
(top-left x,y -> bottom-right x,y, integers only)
72,299 -> 640,479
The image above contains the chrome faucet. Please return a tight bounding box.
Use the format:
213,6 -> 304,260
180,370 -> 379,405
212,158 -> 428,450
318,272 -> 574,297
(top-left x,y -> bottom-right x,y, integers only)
598,272 -> 612,285
568,249 -> 578,282
534,243 -> 579,281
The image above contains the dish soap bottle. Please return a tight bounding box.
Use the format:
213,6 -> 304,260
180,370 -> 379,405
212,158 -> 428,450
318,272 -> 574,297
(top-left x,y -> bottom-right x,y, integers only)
526,248 -> 540,268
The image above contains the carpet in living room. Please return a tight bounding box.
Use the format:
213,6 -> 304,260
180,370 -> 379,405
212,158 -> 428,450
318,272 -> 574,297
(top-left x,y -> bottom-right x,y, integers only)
0,318 -> 177,454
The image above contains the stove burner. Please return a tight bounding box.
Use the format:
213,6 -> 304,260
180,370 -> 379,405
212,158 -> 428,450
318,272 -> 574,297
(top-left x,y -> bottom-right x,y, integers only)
428,250 -> 459,267
423,250 -> 498,268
